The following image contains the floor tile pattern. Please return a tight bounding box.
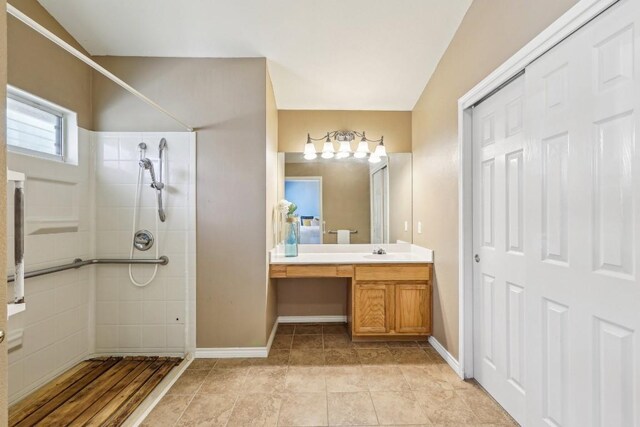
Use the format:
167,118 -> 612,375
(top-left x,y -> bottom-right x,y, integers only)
143,324 -> 518,426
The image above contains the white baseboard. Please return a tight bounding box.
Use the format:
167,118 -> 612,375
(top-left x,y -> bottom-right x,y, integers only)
196,319 -> 279,359
195,316 -> 347,359
428,336 -> 463,379
195,347 -> 269,358
278,315 -> 347,324
266,317 -> 278,352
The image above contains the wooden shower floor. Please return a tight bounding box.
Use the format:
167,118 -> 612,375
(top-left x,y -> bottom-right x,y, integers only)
9,356 -> 181,427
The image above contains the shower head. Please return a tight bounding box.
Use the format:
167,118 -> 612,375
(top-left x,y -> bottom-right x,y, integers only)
139,158 -> 152,170
138,152 -> 166,223
138,157 -> 162,190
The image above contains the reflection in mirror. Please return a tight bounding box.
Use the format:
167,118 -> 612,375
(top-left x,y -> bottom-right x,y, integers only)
278,153 -> 412,244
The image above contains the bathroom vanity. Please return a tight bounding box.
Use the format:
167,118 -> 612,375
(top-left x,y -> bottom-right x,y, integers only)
270,244 -> 433,340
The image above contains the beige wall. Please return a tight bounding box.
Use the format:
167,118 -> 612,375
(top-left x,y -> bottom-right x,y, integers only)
8,0 -> 92,128
278,279 -> 347,317
265,69 -> 279,338
279,110 -> 411,153
285,161 -> 371,244
411,0 -> 578,358
0,0 -> 8,420
92,57 -> 274,348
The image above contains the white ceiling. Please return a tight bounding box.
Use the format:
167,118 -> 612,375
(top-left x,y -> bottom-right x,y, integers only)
38,0 -> 471,110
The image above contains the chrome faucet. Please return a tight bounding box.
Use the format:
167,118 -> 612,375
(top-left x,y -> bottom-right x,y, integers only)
372,247 -> 387,255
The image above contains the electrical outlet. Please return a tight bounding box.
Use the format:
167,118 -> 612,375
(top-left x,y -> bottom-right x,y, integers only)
417,221 -> 422,234
404,221 -> 408,232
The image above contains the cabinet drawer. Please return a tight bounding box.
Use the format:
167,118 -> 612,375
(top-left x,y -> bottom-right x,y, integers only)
270,264 -> 354,278
270,265 -> 287,278
355,264 -> 431,281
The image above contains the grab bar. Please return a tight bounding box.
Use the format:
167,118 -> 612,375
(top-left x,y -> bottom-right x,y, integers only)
327,230 -> 358,234
6,256 -> 169,283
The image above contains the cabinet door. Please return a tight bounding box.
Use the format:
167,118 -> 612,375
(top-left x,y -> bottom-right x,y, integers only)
353,284 -> 391,334
395,284 -> 430,334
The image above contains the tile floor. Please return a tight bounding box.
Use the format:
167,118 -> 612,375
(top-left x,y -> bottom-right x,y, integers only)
143,324 -> 518,426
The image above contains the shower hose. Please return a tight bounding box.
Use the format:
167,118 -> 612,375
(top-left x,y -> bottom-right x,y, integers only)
129,162 -> 160,287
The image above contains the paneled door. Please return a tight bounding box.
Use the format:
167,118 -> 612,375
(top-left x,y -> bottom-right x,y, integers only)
395,284 -> 430,334
472,75 -> 527,423
472,0 -> 640,425
524,0 -> 640,425
353,283 -> 391,334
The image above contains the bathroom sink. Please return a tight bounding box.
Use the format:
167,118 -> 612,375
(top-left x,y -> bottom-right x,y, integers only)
363,253 -> 401,260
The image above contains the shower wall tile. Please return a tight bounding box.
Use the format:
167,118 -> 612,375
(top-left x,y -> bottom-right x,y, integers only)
96,302 -> 118,325
141,325 -> 166,348
118,325 -> 141,348
8,130 -> 194,403
93,131 -> 194,356
96,325 -> 118,348
7,128 -> 93,404
142,301 -> 166,324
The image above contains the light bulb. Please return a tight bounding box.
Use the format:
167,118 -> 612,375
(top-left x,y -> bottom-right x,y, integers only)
373,141 -> 387,157
337,141 -> 351,159
354,140 -> 370,159
303,139 -> 317,160
321,141 -> 335,159
368,153 -> 381,164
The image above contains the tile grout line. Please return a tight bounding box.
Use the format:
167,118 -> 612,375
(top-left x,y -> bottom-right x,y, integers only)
367,390 -> 381,426
163,324 -> 513,427
172,363 -> 215,426
222,361 -> 251,427
324,329 -> 329,427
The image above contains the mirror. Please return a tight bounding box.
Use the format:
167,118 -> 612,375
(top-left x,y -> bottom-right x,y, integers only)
277,152 -> 412,244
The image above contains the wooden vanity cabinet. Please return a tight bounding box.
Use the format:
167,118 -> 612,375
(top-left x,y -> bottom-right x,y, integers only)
351,264 -> 432,339
270,262 -> 432,340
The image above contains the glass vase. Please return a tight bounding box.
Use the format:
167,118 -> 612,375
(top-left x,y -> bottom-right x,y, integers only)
284,217 -> 300,257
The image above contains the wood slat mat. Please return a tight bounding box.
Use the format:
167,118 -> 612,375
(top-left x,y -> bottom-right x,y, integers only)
9,356 -> 182,427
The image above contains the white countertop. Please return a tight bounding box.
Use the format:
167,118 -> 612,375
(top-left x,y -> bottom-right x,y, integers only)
270,243 -> 433,264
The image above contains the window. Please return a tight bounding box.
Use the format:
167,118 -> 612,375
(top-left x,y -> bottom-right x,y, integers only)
7,92 -> 64,160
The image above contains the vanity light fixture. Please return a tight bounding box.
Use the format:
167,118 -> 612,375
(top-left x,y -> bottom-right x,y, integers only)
305,130 -> 384,161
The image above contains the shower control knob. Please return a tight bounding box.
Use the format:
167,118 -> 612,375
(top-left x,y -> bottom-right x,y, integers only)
474,254 -> 480,263
133,230 -> 154,251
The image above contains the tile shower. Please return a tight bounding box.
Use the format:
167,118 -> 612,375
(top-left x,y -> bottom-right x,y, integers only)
6,130 -> 196,404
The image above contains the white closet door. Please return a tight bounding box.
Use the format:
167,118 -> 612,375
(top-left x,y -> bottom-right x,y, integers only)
472,75 -> 527,423
524,0 -> 640,425
473,2 -> 640,425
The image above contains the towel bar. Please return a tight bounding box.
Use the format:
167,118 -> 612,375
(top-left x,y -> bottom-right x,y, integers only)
327,230 -> 358,234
